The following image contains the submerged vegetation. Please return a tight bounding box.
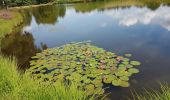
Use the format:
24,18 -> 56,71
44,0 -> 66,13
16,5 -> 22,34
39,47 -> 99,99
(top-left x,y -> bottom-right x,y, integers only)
0,56 -> 95,100
27,41 -> 141,95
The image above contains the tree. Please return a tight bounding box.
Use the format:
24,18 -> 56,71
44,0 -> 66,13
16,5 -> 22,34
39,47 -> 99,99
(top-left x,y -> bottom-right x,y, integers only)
15,0 -> 32,5
32,5 -> 66,24
36,0 -> 54,4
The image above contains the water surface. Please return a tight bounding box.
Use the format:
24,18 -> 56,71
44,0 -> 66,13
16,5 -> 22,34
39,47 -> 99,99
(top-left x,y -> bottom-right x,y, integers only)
1,1 -> 170,99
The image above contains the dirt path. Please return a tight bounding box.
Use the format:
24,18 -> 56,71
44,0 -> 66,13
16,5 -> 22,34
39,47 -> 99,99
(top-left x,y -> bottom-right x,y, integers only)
0,10 -> 12,20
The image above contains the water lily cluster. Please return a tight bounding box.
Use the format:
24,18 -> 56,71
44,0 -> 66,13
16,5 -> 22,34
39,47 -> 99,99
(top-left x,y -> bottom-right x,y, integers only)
27,41 -> 141,95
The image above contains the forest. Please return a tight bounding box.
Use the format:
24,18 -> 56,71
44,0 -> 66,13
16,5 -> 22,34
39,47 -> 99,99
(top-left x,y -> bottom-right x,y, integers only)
0,0 -> 54,7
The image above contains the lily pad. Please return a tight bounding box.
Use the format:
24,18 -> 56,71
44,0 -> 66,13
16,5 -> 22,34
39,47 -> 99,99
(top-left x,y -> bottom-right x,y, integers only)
130,61 -> 141,66
128,68 -> 139,74
125,54 -> 132,57
27,41 -> 141,95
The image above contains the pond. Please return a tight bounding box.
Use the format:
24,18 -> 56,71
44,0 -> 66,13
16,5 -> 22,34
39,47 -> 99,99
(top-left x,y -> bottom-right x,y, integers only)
1,0 -> 170,99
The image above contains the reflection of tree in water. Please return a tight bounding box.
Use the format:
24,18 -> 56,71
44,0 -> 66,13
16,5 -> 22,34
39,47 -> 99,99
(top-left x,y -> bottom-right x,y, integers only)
32,5 -> 66,24
145,1 -> 160,10
0,32 -> 46,71
74,0 -> 170,13
0,5 -> 64,71
20,8 -> 32,26
40,42 -> 48,50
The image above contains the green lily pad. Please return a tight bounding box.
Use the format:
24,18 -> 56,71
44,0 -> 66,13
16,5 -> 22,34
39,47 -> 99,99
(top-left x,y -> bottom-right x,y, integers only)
119,76 -> 129,81
112,79 -> 119,86
118,80 -> 130,87
27,41 -> 141,95
124,54 -> 132,57
130,61 -> 141,66
128,68 -> 139,74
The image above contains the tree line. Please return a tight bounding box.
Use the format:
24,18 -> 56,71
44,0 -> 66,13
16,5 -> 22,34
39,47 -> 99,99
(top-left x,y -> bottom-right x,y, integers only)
0,0 -> 54,7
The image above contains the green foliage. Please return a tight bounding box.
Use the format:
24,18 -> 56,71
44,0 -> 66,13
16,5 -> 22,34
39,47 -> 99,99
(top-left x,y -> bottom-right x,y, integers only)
132,83 -> 170,100
14,0 -> 32,5
28,41 -> 141,95
0,56 -> 95,100
1,0 -> 170,9
130,61 -> 141,66
36,0 -> 54,4
0,10 -> 23,39
73,0 -> 170,13
0,32 -> 41,70
1,0 -> 53,6
32,5 -> 66,24
125,54 -> 132,57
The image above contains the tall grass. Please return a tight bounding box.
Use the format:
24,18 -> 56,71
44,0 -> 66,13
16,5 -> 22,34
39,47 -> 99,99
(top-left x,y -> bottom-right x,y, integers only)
0,56 -> 95,100
0,10 -> 23,38
132,83 -> 170,100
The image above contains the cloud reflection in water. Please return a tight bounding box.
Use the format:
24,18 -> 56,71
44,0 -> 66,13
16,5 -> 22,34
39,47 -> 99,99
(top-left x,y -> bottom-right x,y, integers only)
105,6 -> 170,31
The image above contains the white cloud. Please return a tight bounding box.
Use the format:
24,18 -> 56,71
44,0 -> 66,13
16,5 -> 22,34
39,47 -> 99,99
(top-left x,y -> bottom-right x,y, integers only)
87,12 -> 95,16
120,18 -> 138,26
23,26 -> 32,32
100,23 -> 107,27
104,6 -> 170,31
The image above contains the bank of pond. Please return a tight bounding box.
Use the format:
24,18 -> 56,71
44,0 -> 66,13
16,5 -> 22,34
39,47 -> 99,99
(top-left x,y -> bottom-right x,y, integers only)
1,0 -> 170,99
0,43 -> 170,100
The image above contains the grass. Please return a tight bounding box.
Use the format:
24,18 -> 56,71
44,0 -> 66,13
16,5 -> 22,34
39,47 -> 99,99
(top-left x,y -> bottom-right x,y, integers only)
132,83 -> 170,100
0,56 -> 95,100
9,3 -> 54,10
0,10 -> 23,39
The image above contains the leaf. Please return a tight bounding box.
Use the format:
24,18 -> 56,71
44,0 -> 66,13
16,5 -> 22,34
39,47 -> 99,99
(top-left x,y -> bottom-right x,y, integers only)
125,54 -> 132,57
130,61 -> 141,66
120,76 -> 129,81
118,80 -> 130,87
28,41 -> 140,95
128,68 -> 139,74
112,79 -> 119,86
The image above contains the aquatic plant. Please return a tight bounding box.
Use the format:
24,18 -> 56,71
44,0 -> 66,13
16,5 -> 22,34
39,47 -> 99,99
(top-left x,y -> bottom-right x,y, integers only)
0,56 -> 94,100
27,41 -> 141,95
131,83 -> 170,100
